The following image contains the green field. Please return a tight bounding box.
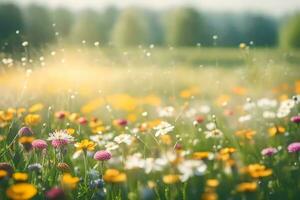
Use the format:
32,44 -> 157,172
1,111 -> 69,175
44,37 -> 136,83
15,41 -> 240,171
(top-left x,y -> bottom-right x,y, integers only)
0,47 -> 300,200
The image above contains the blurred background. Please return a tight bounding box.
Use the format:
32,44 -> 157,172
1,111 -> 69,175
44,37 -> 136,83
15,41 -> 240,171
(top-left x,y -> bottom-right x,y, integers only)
0,0 -> 300,109
0,0 -> 300,52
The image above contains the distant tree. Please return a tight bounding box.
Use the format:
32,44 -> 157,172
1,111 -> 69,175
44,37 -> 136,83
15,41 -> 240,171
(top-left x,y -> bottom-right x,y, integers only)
112,8 -> 150,47
145,10 -> 164,45
280,13 -> 300,48
0,3 -> 24,52
101,6 -> 119,44
241,14 -> 278,46
165,7 -> 206,46
71,9 -> 106,45
52,7 -> 74,38
24,5 -> 55,47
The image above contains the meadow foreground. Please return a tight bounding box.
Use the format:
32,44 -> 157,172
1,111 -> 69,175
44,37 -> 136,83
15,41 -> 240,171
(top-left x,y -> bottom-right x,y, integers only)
0,47 -> 300,200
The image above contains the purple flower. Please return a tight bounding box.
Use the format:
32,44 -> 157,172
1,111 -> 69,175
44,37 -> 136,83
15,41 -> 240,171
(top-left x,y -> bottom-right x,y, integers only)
287,142 -> 300,153
46,187 -> 65,200
261,147 -> 278,156
291,116 -> 300,123
94,150 -> 112,161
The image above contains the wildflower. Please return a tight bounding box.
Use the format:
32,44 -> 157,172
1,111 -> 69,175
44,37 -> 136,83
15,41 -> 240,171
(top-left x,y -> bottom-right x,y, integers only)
28,103 -> 44,113
114,134 -> 133,145
291,116 -> 300,123
268,126 -> 285,137
104,142 -> 119,151
157,106 -> 175,117
6,183 -> 37,200
28,163 -> 42,173
61,173 -> 80,189
261,147 -> 278,156
13,172 -> 28,181
241,164 -> 272,178
235,129 -> 256,140
94,150 -> 112,161
160,134 -> 172,145
57,163 -> 70,172
195,115 -> 205,124
47,130 -> 74,148
162,174 -> 180,184
153,121 -> 174,137
0,162 -> 14,176
89,178 -> 104,189
78,117 -> 88,125
32,139 -> 48,150
113,118 -> 128,127
0,170 -> 8,179
24,114 -> 41,126
19,136 -> 35,151
206,179 -> 219,188
239,43 -> 247,49
236,182 -> 257,192
178,160 -> 207,181
45,187 -> 65,200
18,126 -> 33,136
287,142 -> 300,153
73,139 -> 96,159
55,111 -> 68,120
192,152 -> 213,160
201,191 -> 218,200
204,129 -> 223,138
103,169 -> 127,183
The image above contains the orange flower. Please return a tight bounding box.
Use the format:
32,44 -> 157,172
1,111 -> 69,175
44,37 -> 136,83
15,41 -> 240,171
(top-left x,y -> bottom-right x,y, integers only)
61,173 -> 80,189
162,174 -> 180,184
241,164 -> 272,178
235,129 -> 256,140
13,172 -> 28,181
6,183 -> 37,200
193,152 -> 212,160
103,169 -> 127,183
268,126 -> 285,137
236,182 -> 257,192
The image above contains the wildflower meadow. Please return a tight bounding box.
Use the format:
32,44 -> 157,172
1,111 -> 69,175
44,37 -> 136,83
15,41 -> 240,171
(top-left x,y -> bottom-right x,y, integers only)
1,1 -> 300,200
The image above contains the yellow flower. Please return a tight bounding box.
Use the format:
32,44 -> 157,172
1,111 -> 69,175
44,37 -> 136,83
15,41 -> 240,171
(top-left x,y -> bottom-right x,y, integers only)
103,169 -> 127,183
239,43 -> 247,49
6,183 -> 37,200
268,126 -> 285,137
206,179 -> 219,187
202,191 -> 218,200
0,170 -> 8,179
18,136 -> 35,144
241,164 -> 272,178
24,114 -> 41,126
162,174 -> 180,184
74,139 -> 96,151
28,103 -> 44,113
235,129 -> 256,140
236,182 -> 257,192
61,173 -> 80,189
13,172 -> 28,181
192,151 -> 212,160
160,134 -> 172,145
66,128 -> 75,135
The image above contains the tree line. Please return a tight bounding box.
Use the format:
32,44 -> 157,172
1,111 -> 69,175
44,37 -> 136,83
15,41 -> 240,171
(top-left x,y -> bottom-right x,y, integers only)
0,3 -> 299,52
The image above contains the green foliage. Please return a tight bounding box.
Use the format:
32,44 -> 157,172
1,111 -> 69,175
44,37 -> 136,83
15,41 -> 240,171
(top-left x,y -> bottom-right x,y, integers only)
24,5 -> 55,47
165,7 -> 206,46
52,8 -> 74,38
112,8 -> 150,47
280,13 -> 300,48
0,3 -> 24,52
71,9 -> 106,44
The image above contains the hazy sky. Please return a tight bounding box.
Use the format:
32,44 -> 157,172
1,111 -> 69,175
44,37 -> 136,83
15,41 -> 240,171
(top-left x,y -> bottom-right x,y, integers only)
10,0 -> 300,16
